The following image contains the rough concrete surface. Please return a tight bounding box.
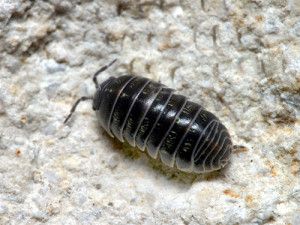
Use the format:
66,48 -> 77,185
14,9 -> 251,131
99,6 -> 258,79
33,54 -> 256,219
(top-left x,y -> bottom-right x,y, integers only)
0,0 -> 299,224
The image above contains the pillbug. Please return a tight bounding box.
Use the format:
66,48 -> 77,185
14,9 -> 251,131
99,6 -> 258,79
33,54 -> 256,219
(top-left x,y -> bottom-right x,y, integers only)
64,60 -> 233,173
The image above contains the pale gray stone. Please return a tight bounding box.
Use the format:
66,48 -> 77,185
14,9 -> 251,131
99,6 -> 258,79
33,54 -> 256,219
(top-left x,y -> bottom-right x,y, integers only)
0,0 -> 299,225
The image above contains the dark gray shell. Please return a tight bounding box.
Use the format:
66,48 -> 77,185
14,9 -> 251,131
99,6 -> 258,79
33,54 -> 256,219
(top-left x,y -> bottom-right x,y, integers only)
93,75 -> 232,173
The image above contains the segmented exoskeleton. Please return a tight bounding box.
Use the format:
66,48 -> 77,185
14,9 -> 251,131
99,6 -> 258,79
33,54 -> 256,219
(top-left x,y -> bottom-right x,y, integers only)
64,60 -> 232,173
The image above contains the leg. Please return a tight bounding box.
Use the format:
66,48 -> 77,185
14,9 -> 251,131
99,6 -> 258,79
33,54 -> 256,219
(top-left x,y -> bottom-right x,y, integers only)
93,59 -> 117,88
64,96 -> 93,124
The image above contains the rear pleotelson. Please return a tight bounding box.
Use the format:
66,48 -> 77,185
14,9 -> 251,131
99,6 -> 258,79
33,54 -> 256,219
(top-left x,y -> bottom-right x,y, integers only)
96,76 -> 232,173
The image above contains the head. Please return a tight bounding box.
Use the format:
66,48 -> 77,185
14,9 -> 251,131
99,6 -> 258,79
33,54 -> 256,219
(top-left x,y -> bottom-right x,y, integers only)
64,59 -> 117,124
92,77 -> 115,111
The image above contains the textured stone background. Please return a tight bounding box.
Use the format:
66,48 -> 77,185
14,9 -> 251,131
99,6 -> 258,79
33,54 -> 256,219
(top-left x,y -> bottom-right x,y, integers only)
0,0 -> 299,224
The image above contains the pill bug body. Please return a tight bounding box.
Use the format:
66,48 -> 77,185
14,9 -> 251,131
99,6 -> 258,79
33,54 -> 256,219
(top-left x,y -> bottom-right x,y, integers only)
92,75 -> 232,173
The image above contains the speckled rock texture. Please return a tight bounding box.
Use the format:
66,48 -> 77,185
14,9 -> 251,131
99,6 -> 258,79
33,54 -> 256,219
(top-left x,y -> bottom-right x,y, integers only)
0,0 -> 299,224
